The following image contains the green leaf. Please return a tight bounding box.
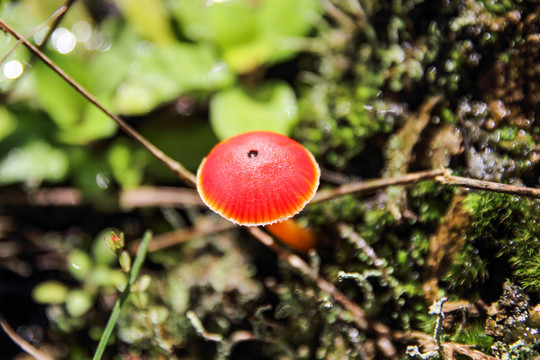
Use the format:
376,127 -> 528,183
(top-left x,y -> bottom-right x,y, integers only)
113,43 -> 233,115
0,139 -> 69,185
33,56 -> 89,129
107,139 -> 148,189
32,280 -> 69,304
67,249 -> 93,281
65,290 -> 93,317
33,54 -> 117,144
170,0 -> 257,47
210,81 -> 298,140
0,107 -> 17,141
170,0 -> 321,73
142,121 -> 219,176
114,0 -> 176,44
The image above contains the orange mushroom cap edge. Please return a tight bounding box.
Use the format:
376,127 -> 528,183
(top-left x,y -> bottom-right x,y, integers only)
196,131 -> 320,226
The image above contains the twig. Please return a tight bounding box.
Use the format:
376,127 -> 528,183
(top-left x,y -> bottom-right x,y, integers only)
120,187 -> 203,208
92,230 -> 152,360
0,186 -> 203,208
129,217 -> 235,253
443,342 -> 501,360
0,19 -> 196,187
435,173 -> 540,199
311,169 -> 446,204
0,316 -> 54,360
311,168 -> 540,205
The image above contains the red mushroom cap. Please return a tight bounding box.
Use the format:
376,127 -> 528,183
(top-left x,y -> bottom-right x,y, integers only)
197,131 -> 320,226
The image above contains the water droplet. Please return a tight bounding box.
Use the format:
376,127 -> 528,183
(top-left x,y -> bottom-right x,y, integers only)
52,28 -> 76,54
72,21 -> 92,43
3,60 -> 23,79
96,173 -> 110,189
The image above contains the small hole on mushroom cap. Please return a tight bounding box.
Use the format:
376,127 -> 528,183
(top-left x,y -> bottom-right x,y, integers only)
248,150 -> 258,158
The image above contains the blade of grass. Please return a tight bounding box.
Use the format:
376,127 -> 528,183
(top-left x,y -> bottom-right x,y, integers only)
92,230 -> 153,360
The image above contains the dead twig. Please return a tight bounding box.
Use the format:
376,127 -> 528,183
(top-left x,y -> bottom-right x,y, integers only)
442,342 -> 501,360
120,187 -> 203,208
0,316 -> 54,360
312,168 -> 540,206
435,173 -> 540,199
129,217 -> 235,254
311,169 -> 446,204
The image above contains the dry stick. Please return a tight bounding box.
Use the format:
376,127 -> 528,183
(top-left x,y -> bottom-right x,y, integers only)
0,19 -> 197,187
312,169 -> 446,204
129,217 -> 236,254
313,169 -> 540,204
0,316 -> 54,360
120,186 -> 203,208
436,173 -> 540,199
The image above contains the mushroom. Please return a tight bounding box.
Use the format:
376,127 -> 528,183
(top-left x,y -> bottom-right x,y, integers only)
197,131 -> 320,244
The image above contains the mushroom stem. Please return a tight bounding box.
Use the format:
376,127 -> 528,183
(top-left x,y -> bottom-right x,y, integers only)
265,219 -> 316,253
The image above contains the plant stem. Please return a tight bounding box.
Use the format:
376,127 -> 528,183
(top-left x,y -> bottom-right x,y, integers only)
92,230 -> 153,360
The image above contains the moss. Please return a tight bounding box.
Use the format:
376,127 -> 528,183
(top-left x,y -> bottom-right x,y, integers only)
460,192 -> 540,293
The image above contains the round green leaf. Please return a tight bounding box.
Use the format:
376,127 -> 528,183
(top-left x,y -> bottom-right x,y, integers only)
32,280 -> 68,304
65,289 -> 93,317
67,249 -> 93,281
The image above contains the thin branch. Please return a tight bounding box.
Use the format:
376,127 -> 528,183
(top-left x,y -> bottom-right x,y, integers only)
311,169 -> 446,204
248,228 -> 369,329
0,316 -> 54,360
129,217 -> 235,253
443,342 -> 501,360
322,0 -> 357,33
0,186 -> 203,208
435,173 -> 540,198
0,19 -> 196,187
120,187 -> 203,208
312,168 -> 540,204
